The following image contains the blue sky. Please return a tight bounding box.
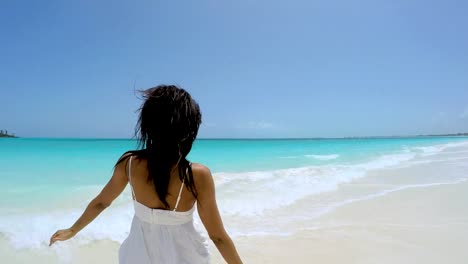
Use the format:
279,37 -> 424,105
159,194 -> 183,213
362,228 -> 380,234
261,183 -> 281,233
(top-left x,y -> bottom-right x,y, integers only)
1,0 -> 467,138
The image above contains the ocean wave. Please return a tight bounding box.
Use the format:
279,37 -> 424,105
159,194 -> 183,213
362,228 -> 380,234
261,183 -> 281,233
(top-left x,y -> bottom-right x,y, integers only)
0,201 -> 134,249
281,154 -> 340,160
213,151 -> 417,217
0,190 -> 210,250
410,141 -> 468,157
304,154 -> 340,160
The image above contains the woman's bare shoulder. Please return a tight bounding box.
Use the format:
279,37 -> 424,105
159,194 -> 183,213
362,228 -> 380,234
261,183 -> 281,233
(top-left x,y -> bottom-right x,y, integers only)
190,163 -> 213,186
117,150 -> 146,164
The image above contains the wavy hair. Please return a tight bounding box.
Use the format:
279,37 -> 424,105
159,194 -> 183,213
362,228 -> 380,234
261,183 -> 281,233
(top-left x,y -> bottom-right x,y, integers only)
116,85 -> 202,208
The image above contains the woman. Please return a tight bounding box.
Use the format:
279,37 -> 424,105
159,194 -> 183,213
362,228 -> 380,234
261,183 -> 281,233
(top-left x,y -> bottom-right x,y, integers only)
49,85 -> 243,264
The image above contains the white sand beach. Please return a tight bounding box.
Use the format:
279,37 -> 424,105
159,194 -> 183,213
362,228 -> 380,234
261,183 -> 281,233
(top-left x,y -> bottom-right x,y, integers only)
214,179 -> 468,264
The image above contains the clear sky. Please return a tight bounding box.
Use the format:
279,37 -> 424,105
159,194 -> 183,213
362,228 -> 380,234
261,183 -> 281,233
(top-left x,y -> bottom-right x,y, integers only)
1,0 -> 467,138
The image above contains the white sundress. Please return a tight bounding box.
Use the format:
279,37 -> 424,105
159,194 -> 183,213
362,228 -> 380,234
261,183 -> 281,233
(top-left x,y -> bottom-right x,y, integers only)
119,157 -> 210,264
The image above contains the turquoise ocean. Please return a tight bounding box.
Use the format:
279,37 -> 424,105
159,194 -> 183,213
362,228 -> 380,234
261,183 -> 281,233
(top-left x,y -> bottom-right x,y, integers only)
1,137 -> 468,250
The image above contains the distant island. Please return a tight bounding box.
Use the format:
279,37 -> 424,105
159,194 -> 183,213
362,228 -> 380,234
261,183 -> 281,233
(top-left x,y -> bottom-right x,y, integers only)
425,133 -> 468,137
0,130 -> 17,138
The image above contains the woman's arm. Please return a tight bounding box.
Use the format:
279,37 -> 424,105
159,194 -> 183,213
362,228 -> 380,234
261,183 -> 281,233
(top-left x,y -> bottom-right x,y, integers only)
49,155 -> 130,246
195,164 -> 243,264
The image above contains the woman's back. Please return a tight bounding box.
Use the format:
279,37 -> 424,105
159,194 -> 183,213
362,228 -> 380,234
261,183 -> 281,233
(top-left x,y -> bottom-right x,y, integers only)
119,156 -> 210,264
127,156 -> 196,212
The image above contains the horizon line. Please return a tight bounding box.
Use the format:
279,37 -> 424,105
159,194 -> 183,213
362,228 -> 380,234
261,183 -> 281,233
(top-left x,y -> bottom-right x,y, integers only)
4,133 -> 468,140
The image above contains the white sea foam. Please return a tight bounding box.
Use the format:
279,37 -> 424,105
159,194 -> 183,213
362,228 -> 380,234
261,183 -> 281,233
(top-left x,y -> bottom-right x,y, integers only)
0,201 -> 134,249
304,154 -> 340,160
411,141 -> 468,157
281,154 -> 340,160
0,191 -> 209,250
214,151 -> 417,217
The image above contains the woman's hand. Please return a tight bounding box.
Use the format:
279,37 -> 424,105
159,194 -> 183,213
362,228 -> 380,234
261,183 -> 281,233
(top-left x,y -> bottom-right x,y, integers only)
48,154 -> 130,247
49,228 -> 76,246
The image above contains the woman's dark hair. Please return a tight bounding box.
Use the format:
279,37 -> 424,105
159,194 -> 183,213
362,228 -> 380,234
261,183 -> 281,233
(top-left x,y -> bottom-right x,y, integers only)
116,85 -> 202,208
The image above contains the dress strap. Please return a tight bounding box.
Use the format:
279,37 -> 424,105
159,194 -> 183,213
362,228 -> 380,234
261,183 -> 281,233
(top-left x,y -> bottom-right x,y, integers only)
173,165 -> 189,211
173,180 -> 185,211
128,156 -> 136,200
